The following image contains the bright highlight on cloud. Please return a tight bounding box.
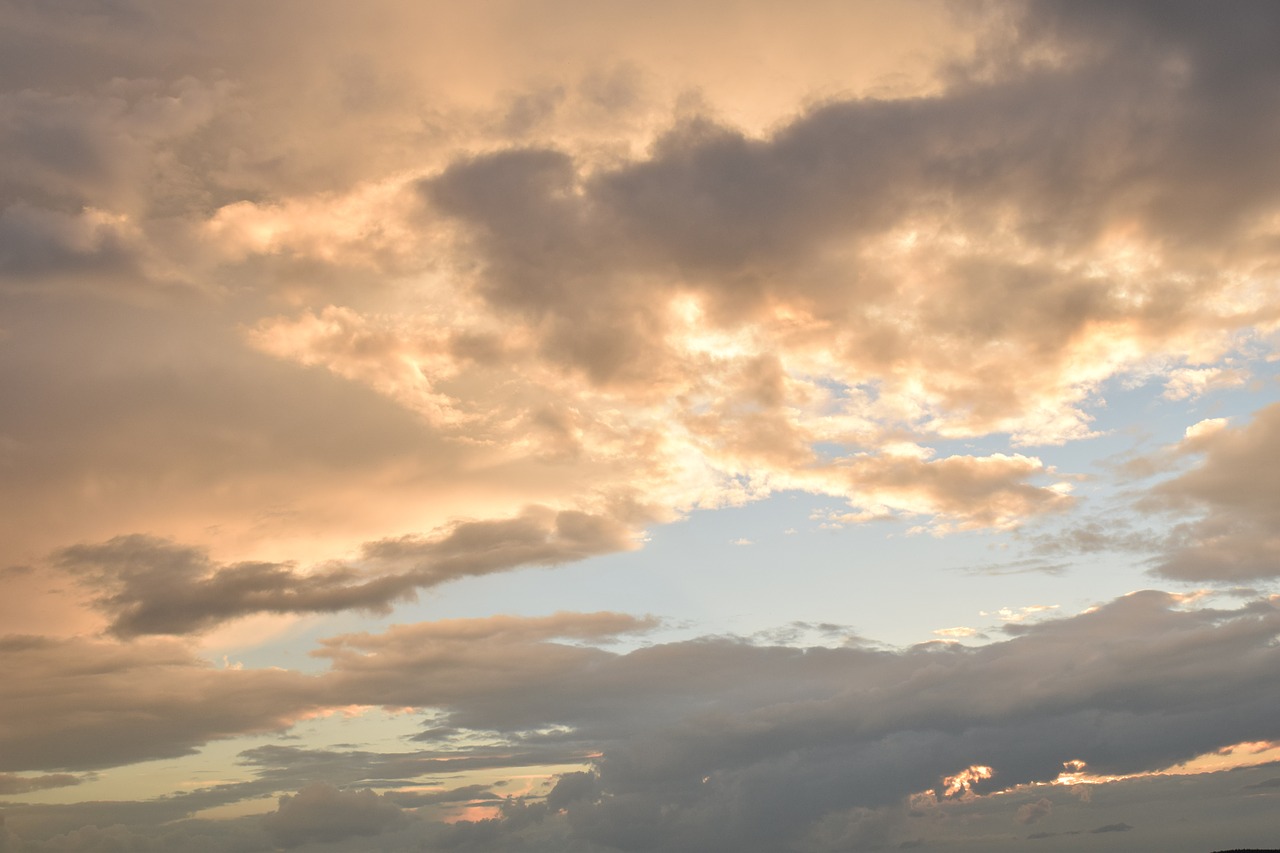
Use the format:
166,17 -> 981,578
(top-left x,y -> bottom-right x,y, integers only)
2,2 -> 1280,851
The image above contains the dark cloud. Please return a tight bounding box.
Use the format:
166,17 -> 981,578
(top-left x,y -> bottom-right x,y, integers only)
262,783 -> 406,848
1029,829 -> 1079,840
57,506 -> 642,636
57,534 -> 403,637
417,0 -> 1280,432
305,593 -> 1280,853
1,592 -> 1277,849
236,743 -> 600,789
384,784 -> 496,809
0,633 -> 322,772
0,775 -> 80,796
1244,777 -> 1280,789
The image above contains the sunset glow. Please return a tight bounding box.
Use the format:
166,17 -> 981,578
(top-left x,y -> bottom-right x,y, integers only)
2,2 -> 1280,852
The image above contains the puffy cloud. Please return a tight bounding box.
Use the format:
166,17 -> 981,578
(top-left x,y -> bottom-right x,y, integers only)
4,4 -> 1280,852
1148,402 -> 1280,579
8,0 -> 1279,598
1161,366 -> 1249,401
1015,797 -> 1053,825
817,451 -> 1072,531
411,12 -> 1280,443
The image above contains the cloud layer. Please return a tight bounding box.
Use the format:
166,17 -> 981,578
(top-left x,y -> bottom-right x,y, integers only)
4,2 -> 1280,852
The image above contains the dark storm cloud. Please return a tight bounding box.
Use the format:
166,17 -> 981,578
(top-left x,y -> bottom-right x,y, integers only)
57,506 -> 640,636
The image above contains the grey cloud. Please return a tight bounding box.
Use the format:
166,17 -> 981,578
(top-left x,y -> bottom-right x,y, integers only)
1148,403 -> 1280,579
0,775 -> 80,796
0,204 -> 139,283
0,77 -> 227,299
545,771 -> 599,813
498,86 -> 566,137
1024,823 -> 1136,843
238,743 -> 599,789
1244,776 -> 1280,789
0,82 -> 218,210
3,592 -> 1277,850
973,0 -> 1280,247
791,805 -> 903,853
57,535 -> 413,638
0,298 -> 478,575
4,4 -> 1280,851
1032,517 -> 1164,558
0,633 -> 323,772
295,593 -> 1280,852
1015,797 -> 1052,825
362,505 -> 644,581
263,783 -> 406,848
57,506 -> 641,636
384,785 -> 496,809
0,747 -> 530,843
413,0 -> 1280,439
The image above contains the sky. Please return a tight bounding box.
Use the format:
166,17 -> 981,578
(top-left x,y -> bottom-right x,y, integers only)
2,1 -> 1280,851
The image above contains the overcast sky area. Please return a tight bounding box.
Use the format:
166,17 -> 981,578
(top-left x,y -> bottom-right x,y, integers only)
3,1 -> 1280,851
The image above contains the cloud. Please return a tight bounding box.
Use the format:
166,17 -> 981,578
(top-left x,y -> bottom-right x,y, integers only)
1161,366 -> 1249,401
302,593 -> 1280,853
410,1 -> 1280,448
820,451 -> 1072,531
56,507 -> 643,636
1015,797 -> 1052,825
0,633 -> 322,772
9,0 -> 1280,603
4,3 -> 1280,851
1148,402 -> 1280,579
0,591 -> 1278,850
0,774 -> 81,796
1245,776 -> 1280,789
263,783 -> 407,848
